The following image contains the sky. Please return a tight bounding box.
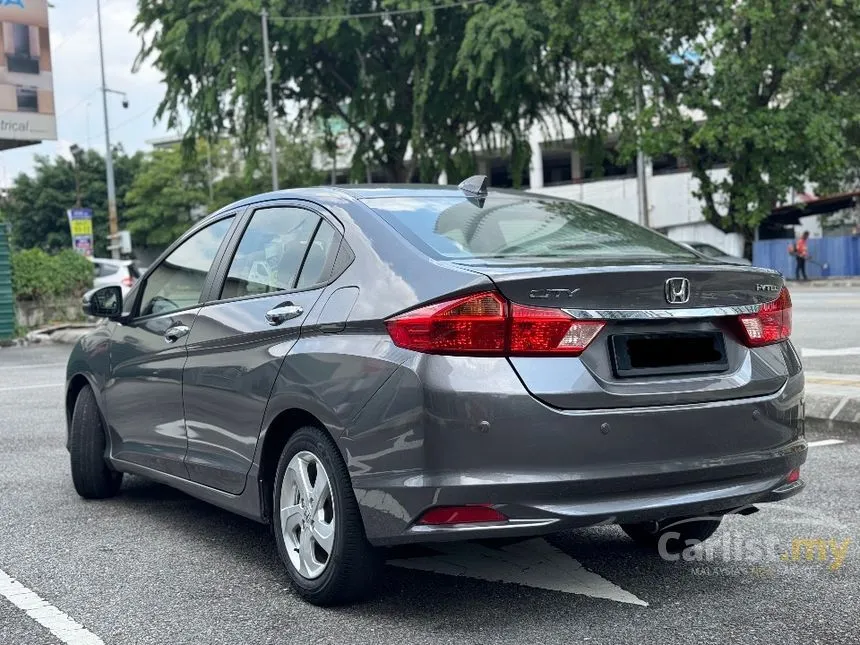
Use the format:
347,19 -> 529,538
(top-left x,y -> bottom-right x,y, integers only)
0,0 -> 172,187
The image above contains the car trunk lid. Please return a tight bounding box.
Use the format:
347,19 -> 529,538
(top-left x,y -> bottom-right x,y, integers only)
453,260 -> 790,409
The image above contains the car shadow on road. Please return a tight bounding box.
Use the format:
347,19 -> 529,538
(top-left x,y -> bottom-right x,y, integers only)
100,475 -> 678,621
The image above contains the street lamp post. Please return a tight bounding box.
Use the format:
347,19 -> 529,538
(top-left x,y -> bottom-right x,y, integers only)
96,0 -> 122,259
261,10 -> 279,191
70,144 -> 83,209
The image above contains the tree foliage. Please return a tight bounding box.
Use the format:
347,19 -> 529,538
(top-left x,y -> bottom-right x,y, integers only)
124,134 -> 324,248
133,0 -> 544,184
2,148 -> 143,255
536,0 -> 860,235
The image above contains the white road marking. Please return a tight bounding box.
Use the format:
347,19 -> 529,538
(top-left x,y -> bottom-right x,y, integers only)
807,439 -> 846,447
3,363 -> 67,369
389,537 -> 648,606
801,347 -> 860,357
0,569 -> 104,645
0,383 -> 63,393
829,397 -> 850,420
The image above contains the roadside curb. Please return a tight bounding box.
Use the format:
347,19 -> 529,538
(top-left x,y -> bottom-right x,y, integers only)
805,373 -> 860,432
24,323 -> 96,346
787,279 -> 860,288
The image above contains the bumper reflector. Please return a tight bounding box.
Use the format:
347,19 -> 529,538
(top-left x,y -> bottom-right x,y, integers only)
418,505 -> 507,525
786,468 -> 800,483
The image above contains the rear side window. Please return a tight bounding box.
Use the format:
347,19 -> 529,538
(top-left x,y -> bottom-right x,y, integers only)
367,196 -> 695,261
221,207 -> 331,300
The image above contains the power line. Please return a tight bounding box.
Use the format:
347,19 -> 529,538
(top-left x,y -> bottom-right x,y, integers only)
51,0 -> 120,54
268,0 -> 486,22
88,101 -> 160,145
57,88 -> 100,119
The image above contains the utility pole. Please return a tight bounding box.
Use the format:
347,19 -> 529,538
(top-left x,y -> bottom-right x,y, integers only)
261,10 -> 279,191
96,0 -> 120,259
70,145 -> 83,208
634,83 -> 650,228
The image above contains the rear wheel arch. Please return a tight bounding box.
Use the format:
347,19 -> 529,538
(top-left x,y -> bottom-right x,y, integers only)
258,408 -> 336,523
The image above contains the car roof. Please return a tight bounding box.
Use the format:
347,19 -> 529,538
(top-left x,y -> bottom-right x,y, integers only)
209,184 -> 534,217
90,257 -> 133,266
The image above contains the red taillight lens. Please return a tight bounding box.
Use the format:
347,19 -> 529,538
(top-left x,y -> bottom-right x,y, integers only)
385,291 -> 507,355
386,292 -> 604,356
418,505 -> 507,525
786,468 -> 800,483
738,287 -> 792,347
510,304 -> 604,356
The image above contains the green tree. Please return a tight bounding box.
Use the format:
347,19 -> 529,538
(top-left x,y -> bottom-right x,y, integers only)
2,148 -> 143,255
208,132 -> 325,210
133,0 -> 537,184
537,0 -> 860,236
124,146 -> 210,247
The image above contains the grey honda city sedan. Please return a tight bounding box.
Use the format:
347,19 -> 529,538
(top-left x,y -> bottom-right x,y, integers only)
66,178 -> 806,605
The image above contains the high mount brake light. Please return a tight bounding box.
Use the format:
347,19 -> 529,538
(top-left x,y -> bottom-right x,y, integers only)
738,287 -> 792,347
385,291 -> 605,356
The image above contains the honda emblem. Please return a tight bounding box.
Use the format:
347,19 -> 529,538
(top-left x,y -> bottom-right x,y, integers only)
665,277 -> 691,304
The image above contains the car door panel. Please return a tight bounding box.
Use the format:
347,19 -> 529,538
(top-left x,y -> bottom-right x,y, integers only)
106,310 -> 200,477
182,290 -> 326,493
181,204 -> 342,494
103,214 -> 236,478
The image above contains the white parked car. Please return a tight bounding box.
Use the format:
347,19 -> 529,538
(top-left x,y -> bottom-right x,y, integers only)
90,258 -> 140,295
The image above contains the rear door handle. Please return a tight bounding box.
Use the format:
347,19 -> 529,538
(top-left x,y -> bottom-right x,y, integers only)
265,303 -> 304,326
164,324 -> 191,344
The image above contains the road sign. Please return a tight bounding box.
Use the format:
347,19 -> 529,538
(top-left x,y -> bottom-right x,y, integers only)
67,208 -> 94,257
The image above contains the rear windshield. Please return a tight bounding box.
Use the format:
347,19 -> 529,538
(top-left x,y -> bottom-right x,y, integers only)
367,196 -> 696,261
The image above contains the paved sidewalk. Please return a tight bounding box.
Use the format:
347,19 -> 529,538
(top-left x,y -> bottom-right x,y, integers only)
805,371 -> 860,429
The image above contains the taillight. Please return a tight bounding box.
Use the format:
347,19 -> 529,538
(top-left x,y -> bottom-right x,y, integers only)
385,292 -> 507,355
121,276 -> 134,287
738,287 -> 792,347
510,304 -> 604,356
385,291 -> 604,356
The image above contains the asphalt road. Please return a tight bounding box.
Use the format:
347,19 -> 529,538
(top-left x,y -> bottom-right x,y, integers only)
791,286 -> 860,375
1,344 -> 859,645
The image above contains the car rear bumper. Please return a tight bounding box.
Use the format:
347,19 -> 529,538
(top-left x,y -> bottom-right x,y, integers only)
344,354 -> 806,547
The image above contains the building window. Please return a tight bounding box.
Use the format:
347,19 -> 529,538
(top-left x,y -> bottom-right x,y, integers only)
7,24 -> 39,74
543,152 -> 573,186
652,154 -> 680,175
16,87 -> 38,113
581,154 -> 635,180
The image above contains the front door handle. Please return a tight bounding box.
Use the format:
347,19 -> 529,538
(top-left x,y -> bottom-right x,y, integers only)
265,303 -> 304,326
164,324 -> 191,344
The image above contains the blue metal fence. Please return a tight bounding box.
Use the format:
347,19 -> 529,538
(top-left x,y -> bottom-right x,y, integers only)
753,236 -> 860,278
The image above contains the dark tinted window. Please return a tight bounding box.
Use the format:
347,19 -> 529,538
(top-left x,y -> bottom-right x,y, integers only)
139,217 -> 233,317
221,207 -> 320,300
368,196 -> 695,261
296,219 -> 337,289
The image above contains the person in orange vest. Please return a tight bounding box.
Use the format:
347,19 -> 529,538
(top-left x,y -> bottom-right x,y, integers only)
789,231 -> 810,281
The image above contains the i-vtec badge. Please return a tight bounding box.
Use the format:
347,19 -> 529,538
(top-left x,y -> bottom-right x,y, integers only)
756,283 -> 780,292
529,288 -> 580,299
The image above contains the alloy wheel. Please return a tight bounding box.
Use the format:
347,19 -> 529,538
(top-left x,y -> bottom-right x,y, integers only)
280,450 -> 335,579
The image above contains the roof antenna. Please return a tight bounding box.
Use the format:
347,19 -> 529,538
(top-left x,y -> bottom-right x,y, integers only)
458,175 -> 488,196
458,175 -> 488,207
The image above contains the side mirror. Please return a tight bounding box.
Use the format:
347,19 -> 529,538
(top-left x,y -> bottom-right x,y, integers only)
82,286 -> 123,319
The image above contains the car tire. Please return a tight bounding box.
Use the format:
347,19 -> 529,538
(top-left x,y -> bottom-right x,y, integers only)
621,516 -> 722,554
69,385 -> 122,499
272,425 -> 381,606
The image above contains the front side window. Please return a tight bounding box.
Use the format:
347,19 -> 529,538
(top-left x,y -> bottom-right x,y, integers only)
368,196 -> 696,262
138,217 -> 233,317
221,207 -> 325,300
